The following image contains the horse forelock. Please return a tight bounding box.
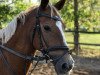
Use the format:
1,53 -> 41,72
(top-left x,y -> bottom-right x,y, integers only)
49,3 -> 61,18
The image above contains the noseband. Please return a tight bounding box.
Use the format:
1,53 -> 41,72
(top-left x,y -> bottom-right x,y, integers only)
0,8 -> 70,75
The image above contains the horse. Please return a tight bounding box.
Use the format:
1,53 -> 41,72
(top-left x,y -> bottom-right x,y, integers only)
0,0 -> 74,75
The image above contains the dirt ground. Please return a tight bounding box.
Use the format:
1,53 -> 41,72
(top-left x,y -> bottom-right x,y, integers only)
70,55 -> 100,75
30,50 -> 100,75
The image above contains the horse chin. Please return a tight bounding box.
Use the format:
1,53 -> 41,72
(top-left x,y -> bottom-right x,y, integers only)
56,71 -> 70,75
54,66 -> 72,75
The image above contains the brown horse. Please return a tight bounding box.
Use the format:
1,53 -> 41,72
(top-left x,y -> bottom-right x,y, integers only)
0,0 -> 74,75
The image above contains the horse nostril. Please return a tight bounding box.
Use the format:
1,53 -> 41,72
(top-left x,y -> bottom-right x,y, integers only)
62,63 -> 68,71
62,63 -> 72,71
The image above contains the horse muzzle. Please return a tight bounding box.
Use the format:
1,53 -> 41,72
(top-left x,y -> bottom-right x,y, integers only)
53,53 -> 74,75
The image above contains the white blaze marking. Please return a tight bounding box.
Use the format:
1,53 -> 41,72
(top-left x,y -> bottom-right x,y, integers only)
56,21 -> 68,46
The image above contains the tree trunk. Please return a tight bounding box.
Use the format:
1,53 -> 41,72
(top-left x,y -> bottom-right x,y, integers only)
0,22 -> 2,29
73,0 -> 80,55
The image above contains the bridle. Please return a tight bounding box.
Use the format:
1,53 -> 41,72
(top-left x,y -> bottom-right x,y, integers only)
31,8 -> 70,63
0,7 -> 70,75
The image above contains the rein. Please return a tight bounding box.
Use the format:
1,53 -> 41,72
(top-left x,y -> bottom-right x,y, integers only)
0,8 -> 70,75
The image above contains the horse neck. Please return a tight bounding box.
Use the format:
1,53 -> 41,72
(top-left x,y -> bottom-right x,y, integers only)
6,9 -> 36,54
6,25 -> 34,54
3,15 -> 36,75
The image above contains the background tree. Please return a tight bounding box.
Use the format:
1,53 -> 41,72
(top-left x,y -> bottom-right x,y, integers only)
74,0 -> 80,54
51,0 -> 100,54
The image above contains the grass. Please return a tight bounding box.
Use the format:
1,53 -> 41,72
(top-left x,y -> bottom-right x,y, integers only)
64,32 -> 100,50
64,32 -> 100,58
80,34 -> 100,44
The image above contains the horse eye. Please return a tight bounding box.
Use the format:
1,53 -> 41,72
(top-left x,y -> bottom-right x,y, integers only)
44,25 -> 51,31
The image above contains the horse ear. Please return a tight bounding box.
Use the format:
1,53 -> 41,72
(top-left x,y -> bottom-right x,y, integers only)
40,0 -> 49,10
54,0 -> 66,10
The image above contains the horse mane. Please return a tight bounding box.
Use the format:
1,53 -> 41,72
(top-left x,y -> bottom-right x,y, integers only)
0,5 -> 39,44
0,11 -> 25,44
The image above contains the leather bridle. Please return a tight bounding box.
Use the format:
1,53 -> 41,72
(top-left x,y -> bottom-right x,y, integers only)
31,8 -> 70,62
0,8 -> 70,75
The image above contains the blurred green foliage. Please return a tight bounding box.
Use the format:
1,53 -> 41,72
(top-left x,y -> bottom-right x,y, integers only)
51,0 -> 100,32
0,0 -> 32,28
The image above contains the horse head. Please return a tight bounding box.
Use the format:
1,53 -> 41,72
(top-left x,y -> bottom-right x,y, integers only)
31,0 -> 74,75
0,0 -> 74,75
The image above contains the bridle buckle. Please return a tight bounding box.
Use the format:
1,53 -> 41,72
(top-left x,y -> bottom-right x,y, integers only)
44,54 -> 50,63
